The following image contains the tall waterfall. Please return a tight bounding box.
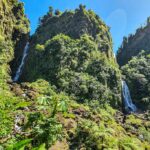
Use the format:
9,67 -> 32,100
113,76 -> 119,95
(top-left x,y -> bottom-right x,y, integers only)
122,80 -> 137,113
13,42 -> 29,82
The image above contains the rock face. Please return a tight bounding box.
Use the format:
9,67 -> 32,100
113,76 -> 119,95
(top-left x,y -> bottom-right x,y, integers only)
32,5 -> 113,58
0,0 -> 30,79
21,6 -> 121,107
117,17 -> 150,66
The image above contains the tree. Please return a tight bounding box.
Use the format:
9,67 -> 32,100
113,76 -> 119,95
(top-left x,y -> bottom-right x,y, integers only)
48,6 -> 53,17
55,9 -> 61,16
147,17 -> 150,25
79,4 -> 86,11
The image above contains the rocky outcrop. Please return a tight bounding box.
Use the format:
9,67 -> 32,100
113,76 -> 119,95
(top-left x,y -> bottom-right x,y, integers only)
117,17 -> 150,66
0,0 -> 30,142
30,5 -> 113,58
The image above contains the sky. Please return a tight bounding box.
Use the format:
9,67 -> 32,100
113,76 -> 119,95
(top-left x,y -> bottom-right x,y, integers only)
21,0 -> 150,53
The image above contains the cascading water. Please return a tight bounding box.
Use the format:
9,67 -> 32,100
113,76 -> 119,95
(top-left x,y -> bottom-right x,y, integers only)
13,42 -> 29,82
122,80 -> 137,113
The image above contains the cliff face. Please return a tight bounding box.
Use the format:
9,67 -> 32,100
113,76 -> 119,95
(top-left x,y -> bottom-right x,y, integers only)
31,5 -> 113,58
117,17 -> 150,66
21,6 -> 121,107
0,0 -> 30,79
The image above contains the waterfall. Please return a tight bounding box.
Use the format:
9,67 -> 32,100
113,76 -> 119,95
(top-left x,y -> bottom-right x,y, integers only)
113,53 -> 116,58
13,42 -> 29,82
121,80 -> 137,113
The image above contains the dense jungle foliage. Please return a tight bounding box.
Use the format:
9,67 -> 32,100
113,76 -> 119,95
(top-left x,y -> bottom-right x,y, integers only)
122,51 -> 150,110
21,5 -> 121,107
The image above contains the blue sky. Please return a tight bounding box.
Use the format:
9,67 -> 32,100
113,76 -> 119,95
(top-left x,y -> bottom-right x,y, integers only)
21,0 -> 150,53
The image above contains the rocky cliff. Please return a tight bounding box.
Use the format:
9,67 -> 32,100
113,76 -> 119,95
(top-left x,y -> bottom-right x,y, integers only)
117,17 -> 150,66
32,5 -> 113,58
0,0 -> 30,80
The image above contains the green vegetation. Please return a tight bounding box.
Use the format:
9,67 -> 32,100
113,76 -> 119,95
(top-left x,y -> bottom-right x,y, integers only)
0,0 -> 29,146
1,79 -> 149,149
22,34 -> 121,106
21,6 -> 121,107
122,51 -> 150,110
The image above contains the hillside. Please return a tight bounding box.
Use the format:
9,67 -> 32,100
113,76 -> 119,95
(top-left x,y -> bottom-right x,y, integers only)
117,17 -> 150,66
21,5 -> 121,107
0,3 -> 150,150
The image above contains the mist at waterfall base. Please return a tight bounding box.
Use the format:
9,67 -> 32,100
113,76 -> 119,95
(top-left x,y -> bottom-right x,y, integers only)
13,42 -> 29,82
122,80 -> 137,113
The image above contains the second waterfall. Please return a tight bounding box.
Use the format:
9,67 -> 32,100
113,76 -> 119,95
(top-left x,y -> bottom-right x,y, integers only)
122,80 -> 137,113
13,42 -> 29,82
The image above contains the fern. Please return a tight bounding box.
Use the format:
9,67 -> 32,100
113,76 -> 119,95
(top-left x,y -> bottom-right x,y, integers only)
6,139 -> 32,150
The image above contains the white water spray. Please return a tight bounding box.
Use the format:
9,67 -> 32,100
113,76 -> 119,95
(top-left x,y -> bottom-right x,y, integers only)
122,80 -> 137,112
13,42 -> 29,82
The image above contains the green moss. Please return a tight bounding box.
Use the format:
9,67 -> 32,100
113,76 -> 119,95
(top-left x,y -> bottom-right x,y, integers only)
126,115 -> 142,126
118,136 -> 144,150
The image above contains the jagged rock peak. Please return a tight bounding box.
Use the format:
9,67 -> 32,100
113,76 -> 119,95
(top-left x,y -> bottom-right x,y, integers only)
31,5 -> 114,58
117,17 -> 150,66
